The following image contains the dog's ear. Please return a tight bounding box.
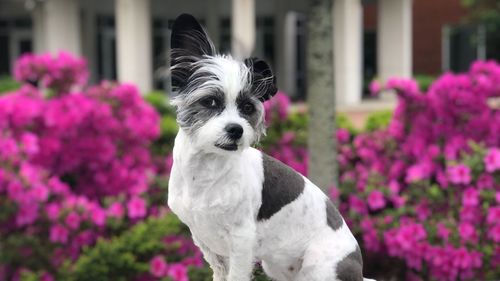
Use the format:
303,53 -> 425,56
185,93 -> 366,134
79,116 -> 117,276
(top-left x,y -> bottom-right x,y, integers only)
245,57 -> 277,102
171,14 -> 215,89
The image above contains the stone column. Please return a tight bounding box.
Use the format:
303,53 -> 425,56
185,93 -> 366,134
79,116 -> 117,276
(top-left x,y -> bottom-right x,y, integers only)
206,0 -> 220,48
32,0 -> 82,55
231,0 -> 256,59
115,0 -> 152,93
274,0 -> 286,91
377,0 -> 413,82
333,0 -> 362,106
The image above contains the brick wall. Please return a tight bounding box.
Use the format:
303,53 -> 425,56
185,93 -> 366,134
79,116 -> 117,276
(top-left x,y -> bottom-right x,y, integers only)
362,0 -> 469,76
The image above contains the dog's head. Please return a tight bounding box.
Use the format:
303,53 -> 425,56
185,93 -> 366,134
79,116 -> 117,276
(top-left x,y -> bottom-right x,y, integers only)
170,14 -> 277,154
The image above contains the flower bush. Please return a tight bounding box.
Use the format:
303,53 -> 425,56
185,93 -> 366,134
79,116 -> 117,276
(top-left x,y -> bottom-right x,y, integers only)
0,52 -> 204,281
263,61 -> 500,280
2,51 -> 499,281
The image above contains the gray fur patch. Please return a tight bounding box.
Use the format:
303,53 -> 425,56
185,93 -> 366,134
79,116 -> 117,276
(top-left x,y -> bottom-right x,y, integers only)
257,153 -> 305,221
326,199 -> 343,230
174,90 -> 225,135
335,247 -> 363,281
236,92 -> 265,138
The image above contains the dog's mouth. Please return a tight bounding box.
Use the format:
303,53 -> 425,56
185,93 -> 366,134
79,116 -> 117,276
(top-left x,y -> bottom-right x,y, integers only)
215,142 -> 238,151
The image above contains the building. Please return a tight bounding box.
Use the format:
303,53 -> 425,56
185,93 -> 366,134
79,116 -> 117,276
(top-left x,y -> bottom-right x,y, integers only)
0,0 -> 491,109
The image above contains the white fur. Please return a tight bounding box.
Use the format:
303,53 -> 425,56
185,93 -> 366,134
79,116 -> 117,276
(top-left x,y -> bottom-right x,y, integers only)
169,27 -> 372,279
169,131 -> 366,280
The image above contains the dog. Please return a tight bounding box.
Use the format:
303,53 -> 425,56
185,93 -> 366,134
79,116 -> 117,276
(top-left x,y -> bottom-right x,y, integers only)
168,14 -> 369,281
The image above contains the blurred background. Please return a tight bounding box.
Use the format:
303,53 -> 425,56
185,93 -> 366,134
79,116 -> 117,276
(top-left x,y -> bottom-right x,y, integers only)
1,0 -> 499,106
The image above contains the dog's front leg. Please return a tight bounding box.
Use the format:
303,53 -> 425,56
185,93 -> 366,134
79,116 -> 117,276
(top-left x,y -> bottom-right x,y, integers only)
227,221 -> 256,281
193,237 -> 228,281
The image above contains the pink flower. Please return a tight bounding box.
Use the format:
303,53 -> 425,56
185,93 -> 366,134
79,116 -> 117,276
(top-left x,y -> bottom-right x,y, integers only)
329,185 -> 340,201
21,132 -> 39,155
369,80 -> 382,96
65,212 -> 81,230
348,195 -> 367,215
31,184 -> 49,202
487,206 -> 500,225
405,163 -> 431,183
459,222 -> 477,242
107,202 -> 124,219
167,263 -> 188,281
50,224 -> 69,244
462,187 -> 480,207
484,147 -> 500,172
45,203 -> 61,221
447,164 -> 471,185
336,128 -> 350,144
367,190 -> 386,210
149,255 -> 168,277
437,224 -> 451,242
127,197 -> 147,219
16,201 -> 39,226
91,207 -> 106,226
489,224 -> 500,242
40,272 -> 55,281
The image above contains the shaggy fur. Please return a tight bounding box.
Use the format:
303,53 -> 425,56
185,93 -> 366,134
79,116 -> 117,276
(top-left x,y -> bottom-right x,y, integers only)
168,14 -> 373,281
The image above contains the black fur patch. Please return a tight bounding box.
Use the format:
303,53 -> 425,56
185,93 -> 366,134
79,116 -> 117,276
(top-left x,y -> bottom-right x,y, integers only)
244,57 -> 277,102
326,199 -> 343,230
257,153 -> 305,221
335,247 -> 363,281
170,14 -> 215,90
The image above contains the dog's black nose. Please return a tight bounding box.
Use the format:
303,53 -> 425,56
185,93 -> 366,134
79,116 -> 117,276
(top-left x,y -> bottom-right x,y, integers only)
225,123 -> 243,140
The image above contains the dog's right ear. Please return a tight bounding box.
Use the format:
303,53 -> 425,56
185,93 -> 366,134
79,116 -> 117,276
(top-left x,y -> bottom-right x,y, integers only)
171,14 -> 215,90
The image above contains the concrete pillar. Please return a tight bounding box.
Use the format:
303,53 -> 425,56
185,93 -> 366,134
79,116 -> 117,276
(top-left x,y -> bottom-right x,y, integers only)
206,0 -> 220,48
115,0 -> 152,93
377,0 -> 413,82
333,0 -> 362,106
274,0 -> 286,91
32,0 -> 82,55
231,0 -> 256,59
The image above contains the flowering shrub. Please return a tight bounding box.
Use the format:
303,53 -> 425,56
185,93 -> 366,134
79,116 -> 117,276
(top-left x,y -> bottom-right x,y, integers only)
0,52 -> 203,281
263,61 -> 500,280
3,51 -> 499,281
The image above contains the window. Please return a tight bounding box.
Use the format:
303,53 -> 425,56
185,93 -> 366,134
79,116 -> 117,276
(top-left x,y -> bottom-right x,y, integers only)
96,15 -> 117,80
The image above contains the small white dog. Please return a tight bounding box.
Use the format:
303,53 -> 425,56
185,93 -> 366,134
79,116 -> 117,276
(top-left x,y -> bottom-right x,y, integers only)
168,14 -> 369,281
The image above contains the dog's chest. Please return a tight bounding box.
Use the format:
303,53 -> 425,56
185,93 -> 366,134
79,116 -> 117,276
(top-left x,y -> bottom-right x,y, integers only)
168,150 -> 263,254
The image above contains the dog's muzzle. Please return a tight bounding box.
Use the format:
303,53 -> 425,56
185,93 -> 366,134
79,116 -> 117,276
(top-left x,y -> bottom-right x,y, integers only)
214,123 -> 243,151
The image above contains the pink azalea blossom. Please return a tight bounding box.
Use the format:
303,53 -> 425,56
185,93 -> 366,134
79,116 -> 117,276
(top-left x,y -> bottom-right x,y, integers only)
167,263 -> 189,281
459,222 -> 478,242
489,224 -> 500,242
336,128 -> 350,144
127,197 -> 147,219
45,203 -> 61,221
107,202 -> 125,219
49,224 -> 69,244
149,255 -> 168,278
447,164 -> 472,185
462,187 -> 480,207
367,190 -> 386,211
65,212 -> 81,230
487,206 -> 500,225
90,207 -> 106,226
40,272 -> 55,281
484,147 -> 500,172
437,224 -> 451,242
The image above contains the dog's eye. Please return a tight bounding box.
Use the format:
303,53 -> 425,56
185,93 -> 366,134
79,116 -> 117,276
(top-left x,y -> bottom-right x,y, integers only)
241,102 -> 255,115
200,97 -> 219,109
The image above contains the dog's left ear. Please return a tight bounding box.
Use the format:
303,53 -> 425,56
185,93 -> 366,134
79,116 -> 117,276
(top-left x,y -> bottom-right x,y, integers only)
245,57 -> 278,102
